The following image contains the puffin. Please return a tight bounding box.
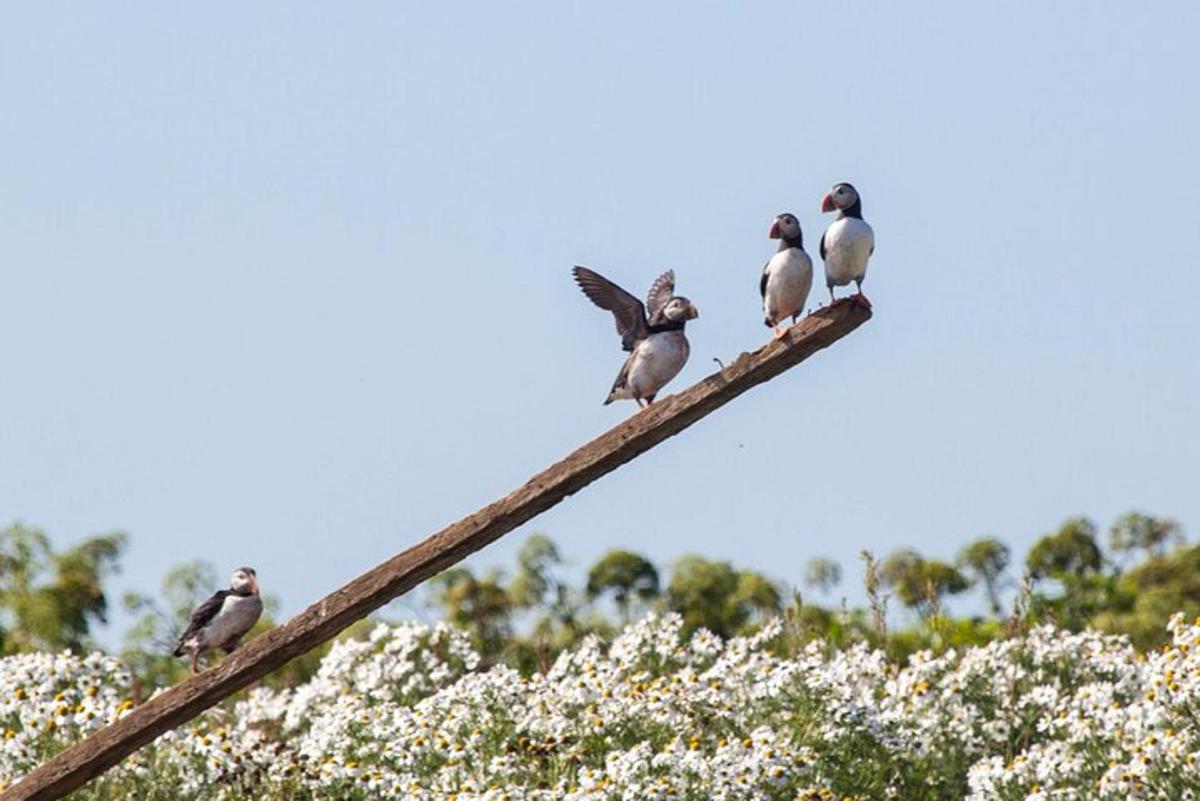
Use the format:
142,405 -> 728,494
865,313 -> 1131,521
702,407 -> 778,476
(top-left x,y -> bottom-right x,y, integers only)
572,265 -> 699,408
173,566 -> 263,674
819,182 -> 875,308
760,212 -> 814,338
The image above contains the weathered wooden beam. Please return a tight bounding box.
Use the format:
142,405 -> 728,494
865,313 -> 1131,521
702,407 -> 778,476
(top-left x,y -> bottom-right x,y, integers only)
5,301 -> 871,801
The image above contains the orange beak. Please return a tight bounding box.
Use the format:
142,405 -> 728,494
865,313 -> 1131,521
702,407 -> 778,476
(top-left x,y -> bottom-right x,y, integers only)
821,193 -> 837,213
768,219 -> 781,239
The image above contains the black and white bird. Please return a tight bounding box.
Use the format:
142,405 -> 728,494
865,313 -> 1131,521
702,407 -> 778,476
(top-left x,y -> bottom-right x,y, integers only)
760,212 -> 814,338
819,182 -> 875,308
173,566 -> 263,674
572,265 -> 699,408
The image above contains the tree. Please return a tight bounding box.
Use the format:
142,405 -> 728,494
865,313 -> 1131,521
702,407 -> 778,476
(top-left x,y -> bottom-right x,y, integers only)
1024,518 -> 1117,632
1092,544 -> 1200,649
0,522 -> 126,654
586,549 -> 660,623
1109,512 -> 1183,562
731,570 -> 783,623
509,534 -> 562,609
1026,517 -> 1103,580
509,534 -> 587,664
803,557 -> 843,598
429,567 -> 513,659
879,549 -> 969,618
878,549 -> 922,606
957,537 -> 1011,616
665,556 -> 780,637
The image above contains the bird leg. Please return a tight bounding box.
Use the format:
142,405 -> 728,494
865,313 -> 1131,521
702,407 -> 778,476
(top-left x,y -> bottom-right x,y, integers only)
851,279 -> 872,309
827,286 -> 837,305
635,398 -> 646,408
190,650 -> 200,675
772,324 -> 787,340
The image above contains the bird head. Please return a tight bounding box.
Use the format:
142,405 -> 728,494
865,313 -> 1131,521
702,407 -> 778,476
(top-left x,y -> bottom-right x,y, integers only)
821,182 -> 860,214
231,566 -> 259,595
768,213 -> 801,243
661,296 -> 699,322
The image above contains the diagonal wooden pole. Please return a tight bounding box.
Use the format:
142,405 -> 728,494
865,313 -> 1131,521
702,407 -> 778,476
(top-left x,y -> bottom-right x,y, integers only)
5,301 -> 871,801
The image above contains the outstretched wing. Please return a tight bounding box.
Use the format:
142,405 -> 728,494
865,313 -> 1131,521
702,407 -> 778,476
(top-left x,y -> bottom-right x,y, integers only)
172,590 -> 229,655
645,269 -> 676,324
572,265 -> 648,352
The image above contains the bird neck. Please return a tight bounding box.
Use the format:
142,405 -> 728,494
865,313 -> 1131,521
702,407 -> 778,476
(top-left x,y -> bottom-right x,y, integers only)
777,234 -> 804,252
838,201 -> 863,220
230,587 -> 255,597
647,319 -> 686,334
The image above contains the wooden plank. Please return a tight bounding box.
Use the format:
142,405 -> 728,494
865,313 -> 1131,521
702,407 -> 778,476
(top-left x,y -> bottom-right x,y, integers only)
4,301 -> 871,800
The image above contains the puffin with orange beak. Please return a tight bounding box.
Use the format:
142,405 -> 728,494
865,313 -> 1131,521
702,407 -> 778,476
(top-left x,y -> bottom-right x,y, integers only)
173,566 -> 263,674
819,182 -> 875,308
760,212 -> 814,338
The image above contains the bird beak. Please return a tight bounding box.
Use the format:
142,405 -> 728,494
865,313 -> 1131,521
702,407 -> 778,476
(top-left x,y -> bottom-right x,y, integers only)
820,193 -> 836,213
768,219 -> 781,239
688,303 -> 699,320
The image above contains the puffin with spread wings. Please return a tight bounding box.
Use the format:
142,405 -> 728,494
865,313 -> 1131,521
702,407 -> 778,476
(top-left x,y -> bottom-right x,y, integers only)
572,265 -> 699,408
173,566 -> 263,674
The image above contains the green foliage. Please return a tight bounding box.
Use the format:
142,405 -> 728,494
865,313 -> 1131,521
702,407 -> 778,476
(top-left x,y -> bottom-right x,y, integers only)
5,508 -> 1196,698
428,566 -> 514,661
1108,511 -> 1182,561
888,614 -> 1005,657
878,549 -> 969,618
802,557 -> 842,597
956,536 -> 1010,615
665,555 -> 781,637
0,522 -> 126,654
586,549 -> 660,622
1026,516 -> 1103,579
509,533 -> 563,609
1092,544 -> 1200,649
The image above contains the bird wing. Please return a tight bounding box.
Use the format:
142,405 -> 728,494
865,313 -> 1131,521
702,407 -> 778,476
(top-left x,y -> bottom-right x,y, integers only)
217,595 -> 264,652
819,231 -> 828,261
172,590 -> 229,655
573,265 -> 648,352
644,269 -> 676,323
759,260 -> 771,299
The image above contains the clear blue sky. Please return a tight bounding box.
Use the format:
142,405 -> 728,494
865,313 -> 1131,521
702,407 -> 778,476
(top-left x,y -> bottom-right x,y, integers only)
2,3 -> 1197,638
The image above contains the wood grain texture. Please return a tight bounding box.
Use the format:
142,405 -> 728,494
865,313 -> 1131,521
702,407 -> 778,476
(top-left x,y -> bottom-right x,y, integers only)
4,301 -> 871,801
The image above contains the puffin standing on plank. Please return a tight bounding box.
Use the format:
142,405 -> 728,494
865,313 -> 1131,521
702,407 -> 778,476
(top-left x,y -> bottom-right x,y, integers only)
572,265 -> 699,408
173,566 -> 263,674
819,182 -> 875,308
761,212 -> 814,338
